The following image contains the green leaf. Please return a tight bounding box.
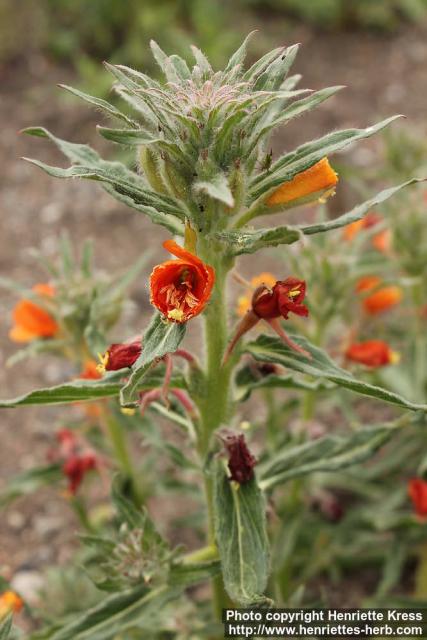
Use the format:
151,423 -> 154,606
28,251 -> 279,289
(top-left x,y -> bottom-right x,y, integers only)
30,584 -> 181,640
169,560 -> 221,587
190,45 -> 212,76
224,31 -> 257,74
300,178 -> 425,236
249,115 -> 402,203
96,126 -> 160,146
0,371 -> 184,408
253,43 -> 299,91
245,334 -> 427,412
193,173 -> 234,207
234,364 -> 331,402
23,127 -> 184,234
58,85 -> 137,128
214,225 -> 301,255
213,461 -> 270,605
0,464 -> 62,507
120,314 -> 186,407
0,615 -> 12,640
259,425 -> 396,490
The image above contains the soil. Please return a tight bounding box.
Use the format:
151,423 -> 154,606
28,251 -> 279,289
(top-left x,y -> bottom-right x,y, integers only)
0,21 -> 426,621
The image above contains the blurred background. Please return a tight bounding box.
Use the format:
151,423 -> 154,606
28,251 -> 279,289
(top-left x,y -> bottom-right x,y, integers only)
1,0 -> 427,613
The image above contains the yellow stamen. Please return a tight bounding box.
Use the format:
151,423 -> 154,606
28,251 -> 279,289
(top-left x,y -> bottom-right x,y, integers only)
318,187 -> 336,204
168,308 -> 185,322
288,288 -> 301,298
96,351 -> 109,374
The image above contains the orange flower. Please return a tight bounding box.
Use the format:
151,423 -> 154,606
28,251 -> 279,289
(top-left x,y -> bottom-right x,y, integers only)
266,158 -> 338,207
237,272 -> 276,317
409,478 -> 427,518
363,286 -> 403,315
0,591 -> 24,618
9,283 -> 58,343
342,212 -> 381,242
150,240 -> 215,323
372,228 -> 392,254
345,340 -> 399,368
79,360 -> 102,380
355,275 -> 382,293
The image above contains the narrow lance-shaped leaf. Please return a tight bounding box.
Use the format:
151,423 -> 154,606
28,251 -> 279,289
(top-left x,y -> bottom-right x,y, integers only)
249,115 -> 402,202
214,225 -> 301,256
259,425 -> 397,491
0,371 -> 185,408
30,584 -> 181,640
234,364 -> 331,402
224,30 -> 257,74
58,84 -> 137,128
120,314 -> 186,407
213,460 -> 270,605
300,178 -> 426,236
0,616 -> 12,640
245,334 -> 427,413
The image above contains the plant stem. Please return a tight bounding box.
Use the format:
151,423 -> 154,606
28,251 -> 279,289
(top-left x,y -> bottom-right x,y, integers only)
103,411 -> 143,505
196,240 -> 234,626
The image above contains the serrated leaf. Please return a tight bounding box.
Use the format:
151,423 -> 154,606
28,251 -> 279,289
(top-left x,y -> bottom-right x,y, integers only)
0,371 -> 184,408
193,173 -> 234,207
245,334 -> 427,412
120,314 -> 186,407
0,464 -> 62,507
300,178 -> 425,236
214,225 -> 301,255
58,85 -> 137,128
213,461 -> 270,605
259,425 -> 396,490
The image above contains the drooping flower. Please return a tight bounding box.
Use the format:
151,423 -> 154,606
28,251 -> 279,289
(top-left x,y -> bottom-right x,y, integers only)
363,286 -> 403,315
237,272 -> 277,317
342,212 -> 381,242
97,339 -> 142,374
266,158 -> 338,207
48,429 -> 98,495
252,278 -> 309,320
345,340 -> 399,368
62,453 -> 97,495
0,591 -> 24,618
408,478 -> 427,518
221,432 -> 257,484
150,240 -> 215,323
225,277 -> 310,362
9,283 -> 58,343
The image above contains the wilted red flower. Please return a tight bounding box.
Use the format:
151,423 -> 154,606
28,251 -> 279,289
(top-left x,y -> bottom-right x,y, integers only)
62,453 -> 97,495
342,212 -> 381,242
224,277 -> 310,362
409,478 -> 427,518
237,272 -> 277,317
252,278 -> 309,320
150,240 -> 215,323
0,591 -> 24,618
363,286 -> 403,315
97,339 -> 142,374
345,340 -> 399,368
48,429 -> 98,495
222,433 -> 257,484
267,157 -> 338,207
9,283 -> 58,343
